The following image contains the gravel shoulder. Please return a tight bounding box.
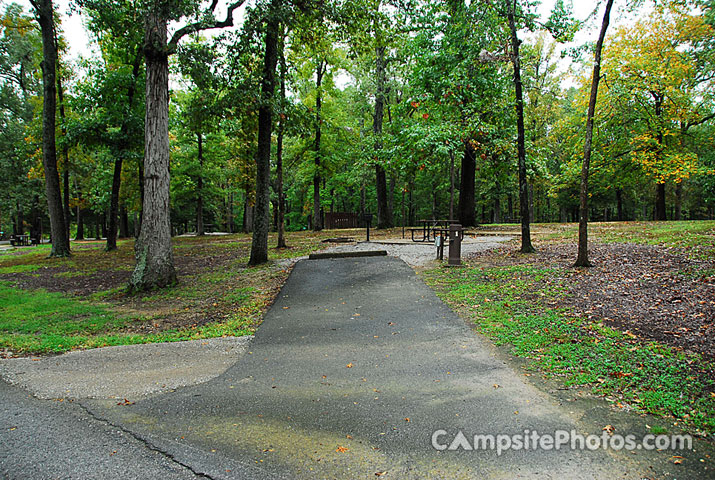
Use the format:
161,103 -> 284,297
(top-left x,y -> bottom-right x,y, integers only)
321,236 -> 513,267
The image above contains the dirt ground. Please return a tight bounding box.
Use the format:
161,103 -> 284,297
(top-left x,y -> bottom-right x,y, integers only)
466,241 -> 715,360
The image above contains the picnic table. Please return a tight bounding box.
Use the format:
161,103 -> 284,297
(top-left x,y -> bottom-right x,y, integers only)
10,234 -> 31,246
408,219 -> 458,242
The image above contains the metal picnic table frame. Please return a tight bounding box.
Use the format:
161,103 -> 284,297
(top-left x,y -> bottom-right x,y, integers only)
408,219 -> 456,242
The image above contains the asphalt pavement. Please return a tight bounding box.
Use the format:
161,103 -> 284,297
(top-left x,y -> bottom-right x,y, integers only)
0,256 -> 680,478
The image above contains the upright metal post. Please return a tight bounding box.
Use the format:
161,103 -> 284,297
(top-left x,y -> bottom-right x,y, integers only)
364,213 -> 373,242
448,223 -> 463,266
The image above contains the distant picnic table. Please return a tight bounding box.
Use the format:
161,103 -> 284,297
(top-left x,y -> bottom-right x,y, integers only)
10,234 -> 37,246
408,219 -> 457,242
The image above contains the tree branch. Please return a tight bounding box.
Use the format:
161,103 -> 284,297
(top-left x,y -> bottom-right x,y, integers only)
685,112 -> 715,130
169,0 -> 248,50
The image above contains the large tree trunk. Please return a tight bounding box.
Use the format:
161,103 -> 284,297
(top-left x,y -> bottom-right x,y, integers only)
196,132 -> 205,236
60,98 -> 70,242
249,0 -> 280,265
276,41 -> 287,248
55,32 -> 72,245
506,1 -> 534,253
35,0 -> 69,256
655,183 -> 667,220
128,11 -> 176,292
458,141 -> 476,226
374,45 -> 393,229
575,0 -> 613,266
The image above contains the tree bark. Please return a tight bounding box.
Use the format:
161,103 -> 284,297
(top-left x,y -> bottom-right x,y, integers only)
55,27 -> 71,245
128,10 -> 176,292
249,0 -> 280,265
374,45 -> 392,229
458,141 -> 476,226
616,187 -> 624,221
655,183 -> 667,220
34,0 -> 69,257
575,0 -> 614,267
137,161 -> 144,238
506,1 -> 534,253
276,40 -> 287,248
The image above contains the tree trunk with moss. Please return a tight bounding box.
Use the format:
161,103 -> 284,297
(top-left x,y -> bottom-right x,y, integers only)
34,0 -> 70,257
249,0 -> 280,265
128,10 -> 176,292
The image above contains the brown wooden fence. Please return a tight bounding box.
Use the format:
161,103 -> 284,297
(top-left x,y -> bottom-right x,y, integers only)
324,212 -> 360,229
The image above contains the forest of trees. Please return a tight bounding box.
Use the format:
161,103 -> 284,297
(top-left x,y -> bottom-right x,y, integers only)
1,0 -> 713,286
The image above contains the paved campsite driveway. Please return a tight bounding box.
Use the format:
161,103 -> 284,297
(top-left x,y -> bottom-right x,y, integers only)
2,257 -> 650,478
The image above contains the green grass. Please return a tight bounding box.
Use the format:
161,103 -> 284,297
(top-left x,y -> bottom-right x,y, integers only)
0,264 -> 42,274
0,283 -> 134,353
422,264 -> 715,437
0,280 -> 260,354
535,220 -> 715,249
0,231 -> 330,355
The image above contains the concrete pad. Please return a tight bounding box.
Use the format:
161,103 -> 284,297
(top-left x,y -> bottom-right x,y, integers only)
0,336 -> 252,400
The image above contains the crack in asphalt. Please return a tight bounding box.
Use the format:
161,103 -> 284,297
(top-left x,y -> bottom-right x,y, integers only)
74,401 -> 216,480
